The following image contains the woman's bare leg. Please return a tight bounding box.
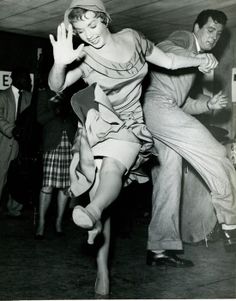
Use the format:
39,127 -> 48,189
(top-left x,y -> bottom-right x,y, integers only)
73,157 -> 126,229
88,169 -> 102,244
95,217 -> 110,296
87,161 -> 113,296
91,157 -> 126,210
36,186 -> 53,236
56,189 -> 69,233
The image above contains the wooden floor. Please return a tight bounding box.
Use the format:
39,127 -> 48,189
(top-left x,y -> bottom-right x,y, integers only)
0,192 -> 235,300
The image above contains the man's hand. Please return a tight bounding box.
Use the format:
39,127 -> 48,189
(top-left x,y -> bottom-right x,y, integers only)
208,91 -> 228,110
49,23 -> 85,66
197,53 -> 218,73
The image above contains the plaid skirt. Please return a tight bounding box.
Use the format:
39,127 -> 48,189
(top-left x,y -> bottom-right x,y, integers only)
42,131 -> 72,188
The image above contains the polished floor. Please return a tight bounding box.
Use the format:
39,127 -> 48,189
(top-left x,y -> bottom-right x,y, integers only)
0,185 -> 235,300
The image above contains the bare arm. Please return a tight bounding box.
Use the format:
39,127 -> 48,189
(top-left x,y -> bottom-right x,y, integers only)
146,45 -> 218,72
48,63 -> 67,92
48,23 -> 85,92
49,64 -> 83,92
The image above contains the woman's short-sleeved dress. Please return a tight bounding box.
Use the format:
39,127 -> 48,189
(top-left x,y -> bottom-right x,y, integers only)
69,28 -> 156,197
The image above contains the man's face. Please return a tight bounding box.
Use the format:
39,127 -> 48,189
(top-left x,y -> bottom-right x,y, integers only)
12,73 -> 32,91
194,17 -> 224,51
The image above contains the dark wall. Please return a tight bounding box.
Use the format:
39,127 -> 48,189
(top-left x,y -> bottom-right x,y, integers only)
0,31 -> 53,74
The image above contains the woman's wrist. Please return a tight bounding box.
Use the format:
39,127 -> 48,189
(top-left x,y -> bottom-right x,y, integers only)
195,53 -> 208,68
200,55 -> 208,68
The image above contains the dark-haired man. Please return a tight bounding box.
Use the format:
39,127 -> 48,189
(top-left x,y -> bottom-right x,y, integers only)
0,69 -> 31,216
143,10 -> 236,267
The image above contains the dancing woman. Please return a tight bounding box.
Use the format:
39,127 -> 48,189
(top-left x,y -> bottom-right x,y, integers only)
48,0 -> 218,296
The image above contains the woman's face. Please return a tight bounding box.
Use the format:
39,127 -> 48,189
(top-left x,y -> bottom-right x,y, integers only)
72,11 -> 109,49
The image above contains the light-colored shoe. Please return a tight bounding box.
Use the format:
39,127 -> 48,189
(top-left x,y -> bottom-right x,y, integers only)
72,204 -> 101,229
72,205 -> 96,229
88,221 -> 102,244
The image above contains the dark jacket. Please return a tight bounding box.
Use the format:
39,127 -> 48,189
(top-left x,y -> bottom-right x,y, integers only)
0,86 -> 31,200
37,88 -> 77,152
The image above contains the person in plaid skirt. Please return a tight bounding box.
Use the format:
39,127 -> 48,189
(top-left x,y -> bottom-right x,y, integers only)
35,86 -> 77,239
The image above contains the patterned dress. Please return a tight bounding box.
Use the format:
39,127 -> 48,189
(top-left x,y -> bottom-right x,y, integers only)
43,131 -> 72,189
69,28 -> 155,197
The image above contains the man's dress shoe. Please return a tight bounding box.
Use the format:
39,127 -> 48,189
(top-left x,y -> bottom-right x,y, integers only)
146,250 -> 194,267
223,228 -> 236,252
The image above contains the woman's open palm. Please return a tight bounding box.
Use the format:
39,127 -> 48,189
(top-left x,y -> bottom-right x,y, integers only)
49,23 -> 85,65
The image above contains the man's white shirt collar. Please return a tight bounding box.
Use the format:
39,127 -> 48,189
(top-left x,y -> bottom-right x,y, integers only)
12,85 -> 19,96
11,85 -> 20,118
193,33 -> 201,53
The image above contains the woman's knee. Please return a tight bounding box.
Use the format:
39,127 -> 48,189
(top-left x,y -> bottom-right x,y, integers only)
101,157 -> 127,176
41,186 -> 53,194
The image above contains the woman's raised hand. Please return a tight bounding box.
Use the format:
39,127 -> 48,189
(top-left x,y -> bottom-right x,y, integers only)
49,23 -> 85,66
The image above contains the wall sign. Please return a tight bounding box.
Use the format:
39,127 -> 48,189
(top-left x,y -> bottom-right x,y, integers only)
0,71 -> 12,89
0,71 -> 34,90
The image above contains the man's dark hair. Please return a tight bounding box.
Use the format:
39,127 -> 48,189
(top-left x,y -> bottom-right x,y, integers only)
11,68 -> 31,91
193,9 -> 227,29
11,69 -> 29,83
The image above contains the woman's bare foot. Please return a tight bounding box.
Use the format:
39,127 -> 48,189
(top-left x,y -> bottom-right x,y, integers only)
35,223 -> 45,240
95,272 -> 109,297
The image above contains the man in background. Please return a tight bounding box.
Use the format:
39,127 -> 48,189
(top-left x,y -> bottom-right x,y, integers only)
0,69 -> 31,217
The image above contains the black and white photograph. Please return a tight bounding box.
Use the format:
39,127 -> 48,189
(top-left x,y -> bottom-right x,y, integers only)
0,0 -> 235,299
